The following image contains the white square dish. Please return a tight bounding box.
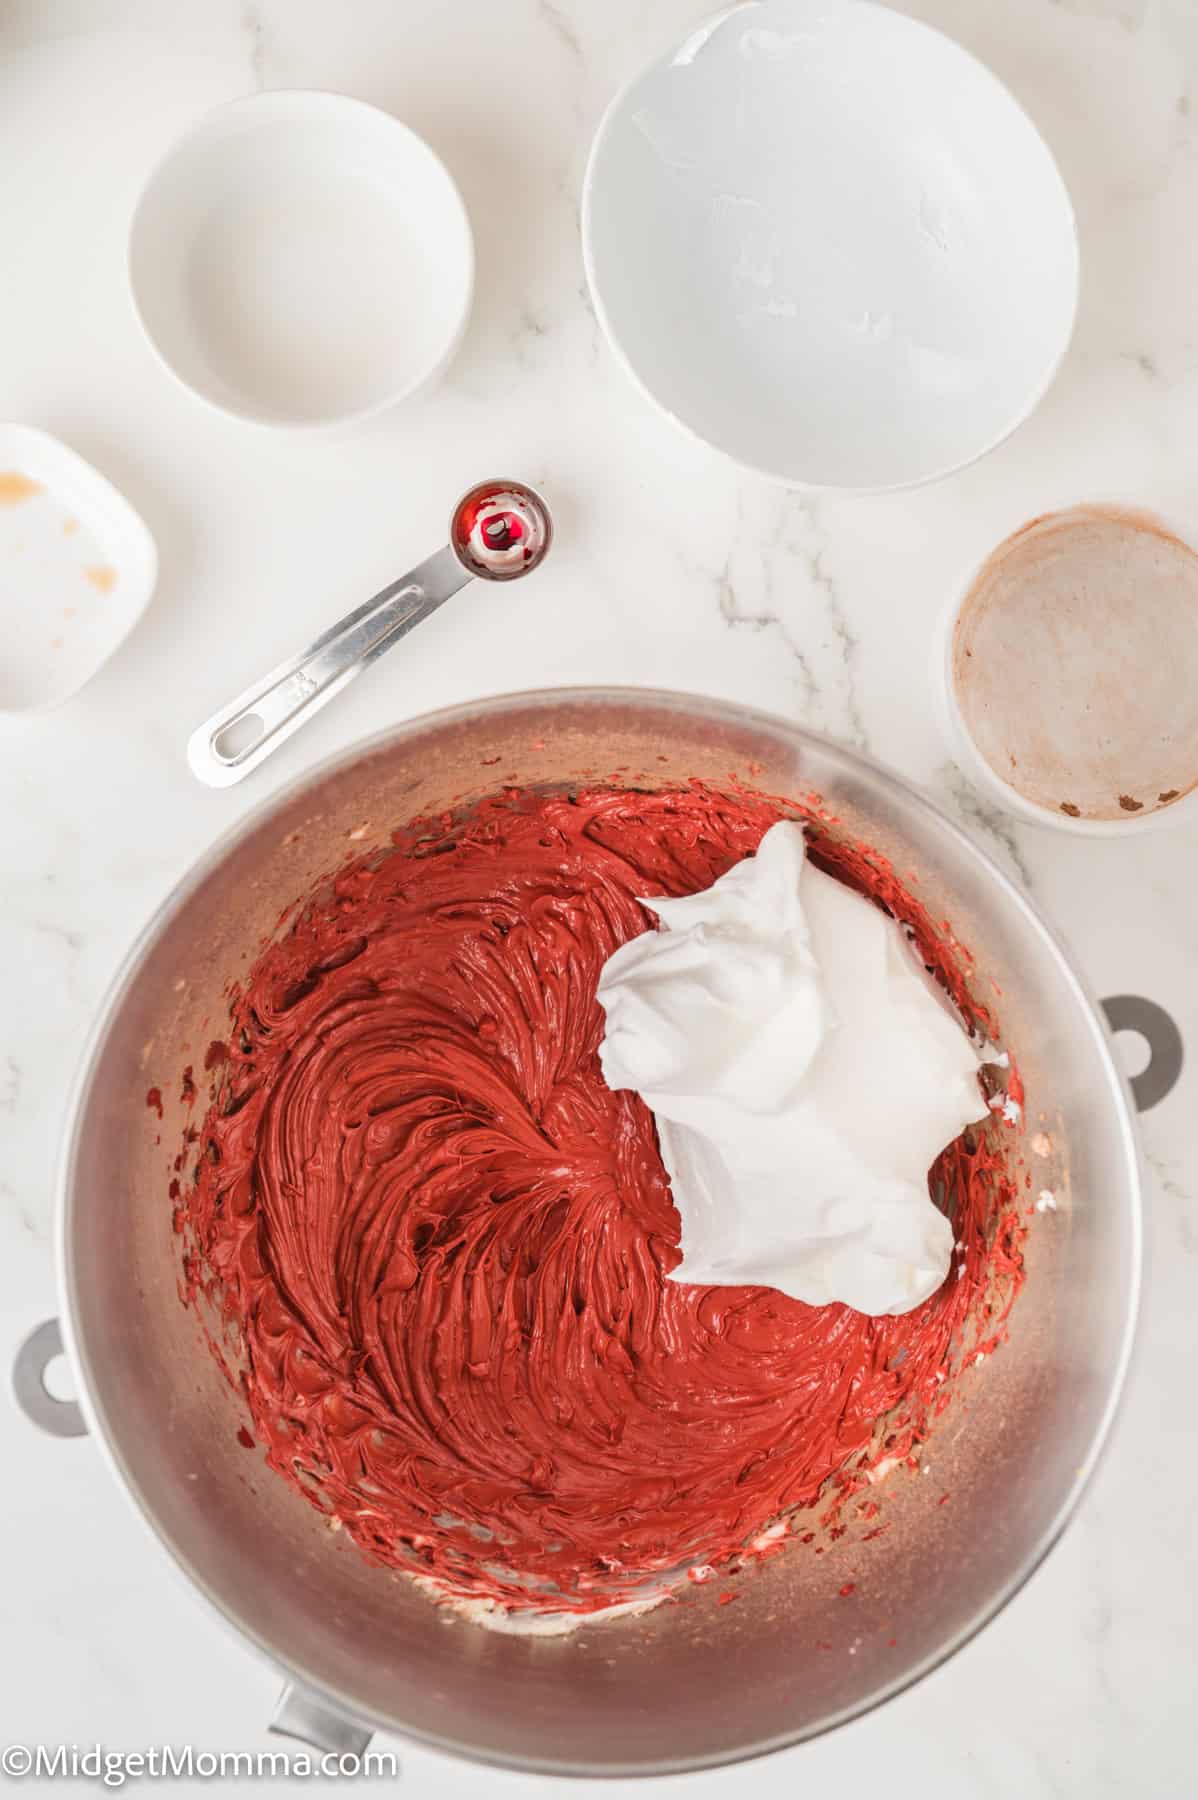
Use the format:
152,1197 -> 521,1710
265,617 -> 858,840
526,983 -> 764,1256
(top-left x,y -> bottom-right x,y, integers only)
0,423 -> 158,712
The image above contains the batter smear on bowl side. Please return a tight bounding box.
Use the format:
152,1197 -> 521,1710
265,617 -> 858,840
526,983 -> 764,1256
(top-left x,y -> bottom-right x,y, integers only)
175,785 -> 1024,1621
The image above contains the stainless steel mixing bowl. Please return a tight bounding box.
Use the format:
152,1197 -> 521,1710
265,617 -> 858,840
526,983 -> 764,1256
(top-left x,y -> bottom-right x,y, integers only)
14,689 -> 1179,1775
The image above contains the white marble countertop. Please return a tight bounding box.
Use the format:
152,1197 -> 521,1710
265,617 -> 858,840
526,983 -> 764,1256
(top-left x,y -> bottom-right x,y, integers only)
2,1 -> 1196,1795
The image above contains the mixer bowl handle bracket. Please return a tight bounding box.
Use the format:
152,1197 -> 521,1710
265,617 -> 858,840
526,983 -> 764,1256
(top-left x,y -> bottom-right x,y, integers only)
11,1317 -> 87,1437
1101,995 -> 1183,1112
269,1681 -> 375,1758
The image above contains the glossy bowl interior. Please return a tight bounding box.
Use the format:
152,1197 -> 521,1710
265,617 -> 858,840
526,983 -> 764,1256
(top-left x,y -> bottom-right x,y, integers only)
128,91 -> 474,428
583,0 -> 1078,490
61,689 -> 1139,1775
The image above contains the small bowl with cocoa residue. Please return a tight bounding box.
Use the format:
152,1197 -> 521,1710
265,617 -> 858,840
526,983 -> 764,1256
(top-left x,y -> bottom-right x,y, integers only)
933,502 -> 1198,836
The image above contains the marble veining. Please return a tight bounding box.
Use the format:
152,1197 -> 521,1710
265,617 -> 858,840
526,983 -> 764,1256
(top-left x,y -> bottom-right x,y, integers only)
539,0 -> 585,64
936,761 -> 1036,890
1145,1149 -> 1197,1255
712,488 -> 870,749
239,0 -> 268,90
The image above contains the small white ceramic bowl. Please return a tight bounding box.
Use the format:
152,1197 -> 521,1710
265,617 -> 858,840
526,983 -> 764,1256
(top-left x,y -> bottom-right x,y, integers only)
128,91 -> 474,430
582,0 -> 1079,492
0,424 -> 157,713
932,505 -> 1198,837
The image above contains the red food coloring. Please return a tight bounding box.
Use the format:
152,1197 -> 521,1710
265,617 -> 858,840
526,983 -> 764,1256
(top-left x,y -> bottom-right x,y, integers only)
1007,1062 -> 1025,1111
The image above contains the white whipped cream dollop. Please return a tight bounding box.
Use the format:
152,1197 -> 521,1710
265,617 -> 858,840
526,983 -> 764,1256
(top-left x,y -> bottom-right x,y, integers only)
596,821 -> 988,1316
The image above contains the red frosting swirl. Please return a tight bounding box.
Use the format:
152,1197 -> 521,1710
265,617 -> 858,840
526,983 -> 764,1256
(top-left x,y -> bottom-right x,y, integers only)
177,785 -> 1022,1615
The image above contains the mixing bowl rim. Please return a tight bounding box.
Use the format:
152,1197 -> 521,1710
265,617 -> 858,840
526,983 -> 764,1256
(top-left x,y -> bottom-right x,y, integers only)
55,684 -> 1143,1777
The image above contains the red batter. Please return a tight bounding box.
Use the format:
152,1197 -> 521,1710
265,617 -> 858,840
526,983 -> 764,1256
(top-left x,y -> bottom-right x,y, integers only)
177,785 -> 1022,1616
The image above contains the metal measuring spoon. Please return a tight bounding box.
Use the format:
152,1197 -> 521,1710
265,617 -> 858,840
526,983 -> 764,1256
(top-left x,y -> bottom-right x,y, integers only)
187,479 -> 552,788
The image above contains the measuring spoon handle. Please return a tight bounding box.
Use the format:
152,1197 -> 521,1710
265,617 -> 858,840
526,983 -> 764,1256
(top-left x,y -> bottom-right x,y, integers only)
187,544 -> 467,788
